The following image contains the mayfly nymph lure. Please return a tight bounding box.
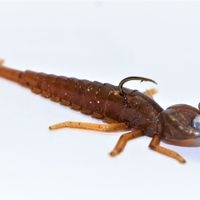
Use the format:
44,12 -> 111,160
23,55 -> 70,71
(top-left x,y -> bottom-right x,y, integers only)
1,59 -> 200,164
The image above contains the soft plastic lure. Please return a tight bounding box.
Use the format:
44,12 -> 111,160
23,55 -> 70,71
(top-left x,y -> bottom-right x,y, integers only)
1,59 -> 200,164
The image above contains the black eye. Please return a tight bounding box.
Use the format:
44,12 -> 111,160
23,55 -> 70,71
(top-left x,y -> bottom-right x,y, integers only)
193,115 -> 200,130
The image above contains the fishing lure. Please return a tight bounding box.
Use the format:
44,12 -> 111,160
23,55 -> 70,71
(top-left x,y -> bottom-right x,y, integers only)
1,59 -> 200,164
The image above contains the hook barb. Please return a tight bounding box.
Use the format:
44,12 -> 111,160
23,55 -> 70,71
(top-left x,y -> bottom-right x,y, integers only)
118,76 -> 157,96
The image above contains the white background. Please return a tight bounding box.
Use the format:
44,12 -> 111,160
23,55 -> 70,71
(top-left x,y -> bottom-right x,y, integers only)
0,1 -> 200,200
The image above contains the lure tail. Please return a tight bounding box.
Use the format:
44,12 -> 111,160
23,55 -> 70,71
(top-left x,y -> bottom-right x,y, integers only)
0,60 -> 103,115
0,59 -> 159,120
0,63 -> 61,99
0,61 -> 23,84
0,63 -> 44,95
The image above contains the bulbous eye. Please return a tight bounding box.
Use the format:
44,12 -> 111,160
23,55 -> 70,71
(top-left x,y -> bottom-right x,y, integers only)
159,104 -> 200,140
193,115 -> 200,130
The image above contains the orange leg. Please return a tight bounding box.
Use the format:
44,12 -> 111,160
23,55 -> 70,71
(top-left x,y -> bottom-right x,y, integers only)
49,121 -> 128,132
110,130 -> 144,156
144,88 -> 158,98
149,135 -> 186,163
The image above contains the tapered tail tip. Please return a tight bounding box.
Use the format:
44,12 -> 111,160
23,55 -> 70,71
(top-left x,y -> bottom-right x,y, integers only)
0,58 -> 5,65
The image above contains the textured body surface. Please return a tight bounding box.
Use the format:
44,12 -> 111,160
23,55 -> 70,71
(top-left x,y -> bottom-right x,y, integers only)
2,64 -> 200,163
0,65 -> 163,136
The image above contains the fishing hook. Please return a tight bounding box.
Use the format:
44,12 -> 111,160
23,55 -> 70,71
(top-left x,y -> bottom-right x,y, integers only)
118,76 -> 157,106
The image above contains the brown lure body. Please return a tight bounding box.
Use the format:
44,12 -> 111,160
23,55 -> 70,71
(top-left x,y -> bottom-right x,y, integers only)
0,66 -> 163,136
1,63 -> 200,164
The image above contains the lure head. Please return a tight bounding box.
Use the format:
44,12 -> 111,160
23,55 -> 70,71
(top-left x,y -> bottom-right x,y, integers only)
159,104 -> 200,146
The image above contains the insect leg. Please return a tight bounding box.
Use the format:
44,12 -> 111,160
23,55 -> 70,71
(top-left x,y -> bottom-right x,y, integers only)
144,88 -> 158,98
110,130 -> 144,156
49,122 -> 128,132
149,135 -> 186,163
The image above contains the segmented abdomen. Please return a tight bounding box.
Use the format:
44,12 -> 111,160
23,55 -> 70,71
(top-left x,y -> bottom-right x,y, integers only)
0,66 -> 163,133
20,70 -> 124,121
